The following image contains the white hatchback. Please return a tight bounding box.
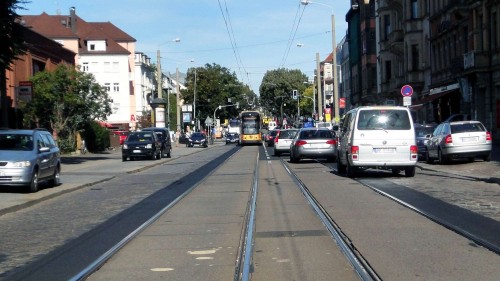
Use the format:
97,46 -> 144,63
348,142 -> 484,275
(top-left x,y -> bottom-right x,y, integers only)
273,129 -> 298,156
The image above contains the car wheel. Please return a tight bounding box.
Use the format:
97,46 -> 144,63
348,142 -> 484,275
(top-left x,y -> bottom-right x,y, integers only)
27,169 -> 39,193
438,148 -> 448,164
122,156 -> 127,161
483,153 -> 491,162
337,153 -> 347,174
391,169 -> 400,175
326,156 -> 335,163
405,166 -> 416,177
346,160 -> 357,178
48,165 -> 61,187
289,151 -> 298,163
425,149 -> 433,164
274,149 -> 280,156
167,149 -> 171,158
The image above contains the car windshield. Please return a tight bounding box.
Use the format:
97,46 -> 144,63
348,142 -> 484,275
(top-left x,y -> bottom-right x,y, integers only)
415,126 -> 435,137
299,130 -> 333,139
127,133 -> 153,142
357,109 -> 411,130
451,123 -> 485,133
191,133 -> 205,138
0,134 -> 34,151
279,130 -> 298,139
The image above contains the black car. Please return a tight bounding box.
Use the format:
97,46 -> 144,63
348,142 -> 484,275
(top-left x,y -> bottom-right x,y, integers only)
122,131 -> 161,161
266,130 -> 279,147
187,132 -> 208,147
414,123 -> 437,160
141,127 -> 172,158
226,133 -> 240,145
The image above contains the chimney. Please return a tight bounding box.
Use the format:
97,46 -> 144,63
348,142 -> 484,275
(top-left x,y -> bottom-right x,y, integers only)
69,7 -> 76,33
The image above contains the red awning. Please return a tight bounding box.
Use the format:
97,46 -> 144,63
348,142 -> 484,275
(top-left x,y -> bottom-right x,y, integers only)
98,121 -> 113,128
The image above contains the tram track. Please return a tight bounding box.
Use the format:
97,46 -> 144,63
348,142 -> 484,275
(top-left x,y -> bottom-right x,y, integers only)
280,158 -> 380,281
318,161 -> 500,256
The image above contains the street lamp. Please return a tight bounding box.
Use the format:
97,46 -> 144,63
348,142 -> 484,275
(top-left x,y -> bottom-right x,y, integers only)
155,38 -> 180,129
301,0 -> 339,123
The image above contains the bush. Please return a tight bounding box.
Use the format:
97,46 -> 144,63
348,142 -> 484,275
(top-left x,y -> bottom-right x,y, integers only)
82,121 -> 110,152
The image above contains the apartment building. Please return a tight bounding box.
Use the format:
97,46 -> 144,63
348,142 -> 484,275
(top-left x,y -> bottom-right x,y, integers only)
344,0 -> 499,141
21,7 -> 137,130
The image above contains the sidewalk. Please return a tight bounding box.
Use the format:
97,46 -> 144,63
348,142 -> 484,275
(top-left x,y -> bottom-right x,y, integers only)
0,143 -> 216,216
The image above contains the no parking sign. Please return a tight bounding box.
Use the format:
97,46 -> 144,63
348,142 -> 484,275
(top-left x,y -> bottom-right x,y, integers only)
401,85 -> 413,97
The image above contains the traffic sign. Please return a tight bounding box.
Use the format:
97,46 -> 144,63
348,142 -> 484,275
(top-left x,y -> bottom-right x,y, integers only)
401,85 -> 413,97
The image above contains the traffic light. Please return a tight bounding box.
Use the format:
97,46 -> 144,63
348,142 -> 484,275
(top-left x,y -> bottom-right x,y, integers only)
236,102 -> 239,109
292,90 -> 298,100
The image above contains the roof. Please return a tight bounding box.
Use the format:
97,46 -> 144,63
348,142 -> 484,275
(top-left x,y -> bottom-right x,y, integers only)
21,10 -> 136,56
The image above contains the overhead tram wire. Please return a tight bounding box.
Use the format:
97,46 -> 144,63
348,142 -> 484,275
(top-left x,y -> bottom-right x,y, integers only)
279,2 -> 307,68
217,0 -> 251,88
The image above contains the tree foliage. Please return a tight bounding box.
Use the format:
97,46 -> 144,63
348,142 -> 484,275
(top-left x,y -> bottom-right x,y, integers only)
1,0 -> 28,127
181,63 -> 257,128
23,64 -> 112,150
259,68 -> 308,122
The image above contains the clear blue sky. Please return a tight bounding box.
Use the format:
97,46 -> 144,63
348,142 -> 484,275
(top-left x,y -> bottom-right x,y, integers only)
19,0 -> 351,95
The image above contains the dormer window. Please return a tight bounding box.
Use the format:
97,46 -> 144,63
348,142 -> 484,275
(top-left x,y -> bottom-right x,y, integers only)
87,40 -> 106,51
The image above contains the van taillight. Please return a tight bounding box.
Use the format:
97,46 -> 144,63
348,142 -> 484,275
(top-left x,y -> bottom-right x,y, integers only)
351,146 -> 359,160
296,140 -> 307,146
410,145 -> 418,160
274,134 -> 279,143
444,134 -> 453,144
410,145 -> 418,154
486,132 -> 492,141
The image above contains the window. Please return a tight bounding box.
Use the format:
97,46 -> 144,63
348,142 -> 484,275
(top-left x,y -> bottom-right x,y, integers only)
82,62 -> 89,72
384,15 -> 391,40
104,62 -> 111,73
411,44 -> 419,71
113,83 -> 119,92
385,60 -> 392,81
112,62 -> 119,72
492,12 -> 498,50
90,44 -> 95,51
104,83 -> 111,92
411,0 -> 419,19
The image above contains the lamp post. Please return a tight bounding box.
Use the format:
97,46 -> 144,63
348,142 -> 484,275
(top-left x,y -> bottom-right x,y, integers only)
301,0 -> 339,123
156,38 -> 180,129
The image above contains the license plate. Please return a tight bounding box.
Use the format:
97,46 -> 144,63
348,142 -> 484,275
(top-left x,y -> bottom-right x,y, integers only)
373,148 -> 395,153
133,150 -> 141,153
462,137 -> 478,142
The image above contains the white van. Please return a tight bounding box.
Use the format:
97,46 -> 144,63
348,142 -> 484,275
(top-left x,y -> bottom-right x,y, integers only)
336,106 -> 418,177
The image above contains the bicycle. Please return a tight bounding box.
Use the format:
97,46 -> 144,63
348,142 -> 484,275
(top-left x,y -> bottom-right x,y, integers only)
80,140 -> 87,154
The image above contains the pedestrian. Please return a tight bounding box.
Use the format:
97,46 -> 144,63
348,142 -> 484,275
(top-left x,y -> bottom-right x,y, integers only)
175,130 -> 180,147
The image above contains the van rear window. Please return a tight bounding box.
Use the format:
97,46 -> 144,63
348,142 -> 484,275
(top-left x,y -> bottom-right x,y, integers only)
357,110 -> 411,130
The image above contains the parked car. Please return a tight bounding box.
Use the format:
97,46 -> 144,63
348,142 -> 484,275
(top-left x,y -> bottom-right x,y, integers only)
424,120 -> 492,164
273,129 -> 298,156
226,132 -> 240,145
0,128 -> 61,192
414,123 -> 437,160
336,106 -> 418,177
266,130 -> 279,147
112,130 -> 129,146
122,131 -> 161,161
141,127 -> 172,158
289,128 -> 337,163
187,132 -> 208,147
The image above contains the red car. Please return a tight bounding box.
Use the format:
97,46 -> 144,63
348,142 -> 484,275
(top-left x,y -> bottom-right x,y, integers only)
112,131 -> 129,145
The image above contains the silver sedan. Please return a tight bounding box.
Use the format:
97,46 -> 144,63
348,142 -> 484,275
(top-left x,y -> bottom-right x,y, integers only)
289,128 -> 337,163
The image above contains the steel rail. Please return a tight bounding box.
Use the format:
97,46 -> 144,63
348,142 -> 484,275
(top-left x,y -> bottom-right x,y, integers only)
281,159 -> 381,281
69,149 -> 241,281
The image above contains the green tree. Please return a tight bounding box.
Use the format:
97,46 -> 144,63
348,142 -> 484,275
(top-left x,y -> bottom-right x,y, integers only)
23,64 -> 112,151
0,0 -> 28,127
259,68 -> 308,124
182,63 -> 255,129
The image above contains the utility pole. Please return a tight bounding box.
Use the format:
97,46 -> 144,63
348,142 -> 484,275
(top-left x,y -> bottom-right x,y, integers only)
155,50 -> 161,127
331,14 -> 339,123
316,52 -> 323,120
176,67 -> 181,132
193,68 -> 197,131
